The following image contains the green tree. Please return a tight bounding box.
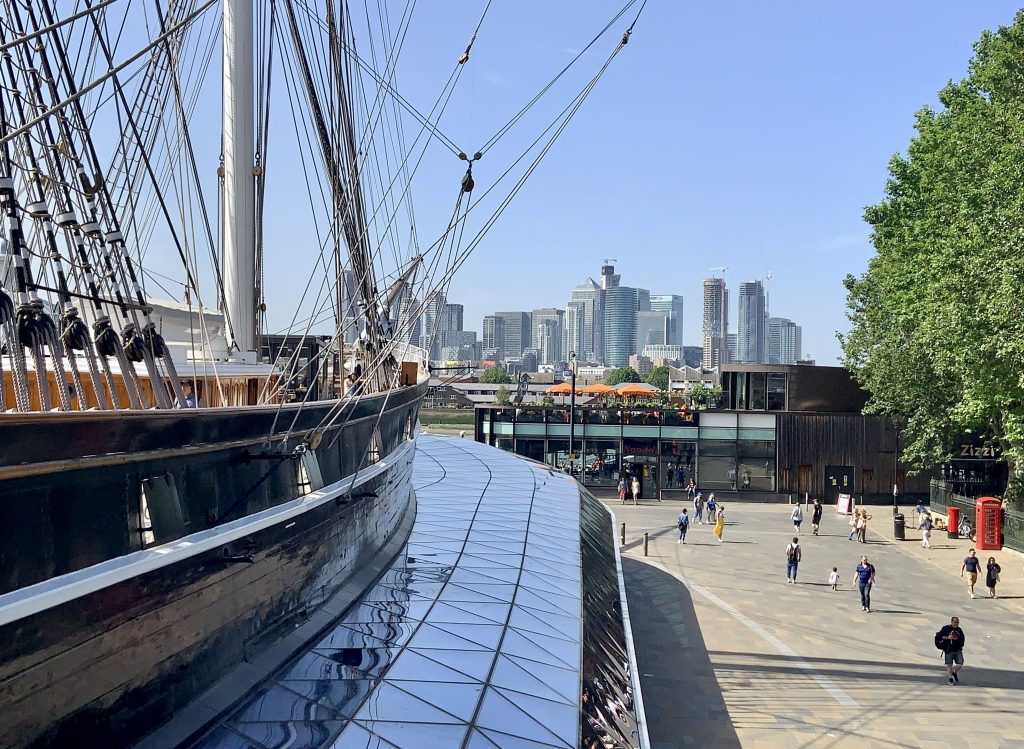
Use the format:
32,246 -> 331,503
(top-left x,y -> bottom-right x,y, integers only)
494,385 -> 511,405
604,366 -> 641,386
841,11 -> 1024,501
479,366 -> 513,384
689,383 -> 711,409
644,365 -> 670,391
541,394 -> 555,407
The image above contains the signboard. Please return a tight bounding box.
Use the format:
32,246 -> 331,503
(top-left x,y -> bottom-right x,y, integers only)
836,493 -> 853,515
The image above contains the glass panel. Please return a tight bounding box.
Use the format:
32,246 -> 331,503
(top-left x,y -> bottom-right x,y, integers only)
583,439 -> 620,486
660,440 -> 696,489
492,408 -> 515,423
736,372 -> 748,410
697,454 -> 736,490
749,372 -> 766,410
738,439 -> 774,458
663,407 -> 697,426
515,408 -> 544,423
545,439 -> 570,471
622,425 -> 659,438
622,409 -> 660,426
491,423 -> 513,435
699,427 -> 737,440
767,373 -> 787,411
544,424 -> 570,437
583,408 -> 620,425
494,437 -> 513,452
661,426 -> 699,439
513,423 -> 546,436
738,427 -> 775,440
738,455 -> 776,491
513,439 -> 544,463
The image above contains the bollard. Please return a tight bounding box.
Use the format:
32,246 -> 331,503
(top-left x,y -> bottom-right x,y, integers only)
643,532 -> 649,557
620,522 -> 626,545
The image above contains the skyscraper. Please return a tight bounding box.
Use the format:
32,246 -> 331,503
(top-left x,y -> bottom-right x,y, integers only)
564,302 -> 585,361
702,278 -> 728,369
482,315 -> 505,359
532,308 -> 564,365
635,311 -> 668,352
569,278 -> 604,363
649,294 -> 684,347
442,303 -> 464,334
422,291 -> 446,361
604,286 -> 650,368
737,280 -> 767,363
494,312 -> 531,358
768,317 -> 803,364
600,263 -> 621,290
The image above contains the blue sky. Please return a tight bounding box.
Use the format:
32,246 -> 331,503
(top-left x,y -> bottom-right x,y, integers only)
385,1 -> 1022,364
126,2 -> 1022,364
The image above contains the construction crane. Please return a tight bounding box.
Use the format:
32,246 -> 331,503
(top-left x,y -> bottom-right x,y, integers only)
709,266 -> 728,277
603,257 -> 618,265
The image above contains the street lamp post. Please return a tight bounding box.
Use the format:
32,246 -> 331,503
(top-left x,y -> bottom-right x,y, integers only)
569,352 -> 577,477
892,416 -> 900,515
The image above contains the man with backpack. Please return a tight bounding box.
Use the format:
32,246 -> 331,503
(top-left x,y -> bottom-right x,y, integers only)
677,508 -> 690,544
935,616 -> 966,685
785,537 -> 802,583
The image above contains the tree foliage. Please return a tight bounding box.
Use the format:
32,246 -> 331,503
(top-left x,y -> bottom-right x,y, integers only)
841,11 -> 1024,499
494,385 -> 511,405
604,367 -> 642,386
688,383 -> 721,410
479,366 -> 513,384
644,365 -> 670,391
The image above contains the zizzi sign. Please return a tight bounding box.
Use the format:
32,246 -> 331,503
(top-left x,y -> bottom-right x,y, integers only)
959,445 -> 1000,458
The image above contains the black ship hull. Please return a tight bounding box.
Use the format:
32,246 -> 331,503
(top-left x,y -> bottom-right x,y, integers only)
0,382 -> 425,748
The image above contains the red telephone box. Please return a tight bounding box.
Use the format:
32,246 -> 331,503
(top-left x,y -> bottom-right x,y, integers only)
975,496 -> 1002,551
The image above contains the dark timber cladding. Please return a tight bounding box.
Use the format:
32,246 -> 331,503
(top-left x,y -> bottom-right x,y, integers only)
775,411 -> 929,500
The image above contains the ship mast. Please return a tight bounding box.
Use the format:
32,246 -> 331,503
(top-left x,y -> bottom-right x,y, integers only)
221,0 -> 256,356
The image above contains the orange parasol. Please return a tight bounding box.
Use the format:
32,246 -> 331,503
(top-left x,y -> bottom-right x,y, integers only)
546,381 -> 578,394
581,382 -> 616,395
617,382 -> 658,396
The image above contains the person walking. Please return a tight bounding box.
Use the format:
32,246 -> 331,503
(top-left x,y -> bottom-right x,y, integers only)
686,478 -> 697,501
961,549 -> 981,598
617,478 -> 627,505
919,513 -> 933,549
848,511 -> 857,541
828,566 -> 840,590
935,616 -> 965,685
914,501 -> 928,528
791,504 -> 804,534
785,537 -> 802,583
693,492 -> 704,524
630,476 -> 640,506
852,555 -> 876,612
706,493 -> 717,520
985,557 -> 1001,598
677,508 -> 690,544
811,498 -> 823,536
857,509 -> 872,543
713,506 -> 725,543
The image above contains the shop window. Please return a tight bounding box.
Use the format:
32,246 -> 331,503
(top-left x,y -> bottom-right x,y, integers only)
545,439 -> 571,471
514,439 -> 544,463
767,373 -> 787,411
749,372 -> 766,410
661,440 -> 696,488
583,439 -> 620,486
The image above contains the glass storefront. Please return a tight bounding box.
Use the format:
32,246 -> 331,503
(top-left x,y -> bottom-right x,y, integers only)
476,406 -> 776,494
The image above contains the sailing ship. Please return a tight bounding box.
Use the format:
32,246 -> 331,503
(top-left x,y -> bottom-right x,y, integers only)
0,1 -> 640,746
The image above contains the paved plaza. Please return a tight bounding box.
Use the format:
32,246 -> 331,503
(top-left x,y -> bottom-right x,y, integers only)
605,497 -> 1024,749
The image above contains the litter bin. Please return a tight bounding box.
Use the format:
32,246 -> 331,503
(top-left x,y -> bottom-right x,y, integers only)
893,513 -> 906,541
947,506 -> 960,539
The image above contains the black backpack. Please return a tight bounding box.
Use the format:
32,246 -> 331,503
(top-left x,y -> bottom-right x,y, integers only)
934,630 -> 945,650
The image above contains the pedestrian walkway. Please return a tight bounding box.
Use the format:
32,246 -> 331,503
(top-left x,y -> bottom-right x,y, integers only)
609,500 -> 1024,749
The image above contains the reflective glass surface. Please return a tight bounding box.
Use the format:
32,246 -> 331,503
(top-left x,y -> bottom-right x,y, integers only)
190,436 -> 641,749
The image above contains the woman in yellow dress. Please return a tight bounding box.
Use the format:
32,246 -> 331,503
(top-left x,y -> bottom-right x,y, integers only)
713,506 -> 725,542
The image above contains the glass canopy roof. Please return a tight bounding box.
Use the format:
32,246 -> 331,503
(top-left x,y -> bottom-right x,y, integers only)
190,435 -> 644,749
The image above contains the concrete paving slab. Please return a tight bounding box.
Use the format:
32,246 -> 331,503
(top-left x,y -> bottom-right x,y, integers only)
609,498 -> 1024,748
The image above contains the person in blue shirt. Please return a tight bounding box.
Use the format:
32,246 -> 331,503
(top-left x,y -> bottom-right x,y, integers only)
852,555 -> 876,612
961,549 -> 981,599
677,509 -> 690,544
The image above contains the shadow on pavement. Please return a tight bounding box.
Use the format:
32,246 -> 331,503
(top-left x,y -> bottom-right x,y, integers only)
705,651 -> 1024,691
621,557 -> 742,749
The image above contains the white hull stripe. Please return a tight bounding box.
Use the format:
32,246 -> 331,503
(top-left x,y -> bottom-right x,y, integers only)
0,437 -> 417,627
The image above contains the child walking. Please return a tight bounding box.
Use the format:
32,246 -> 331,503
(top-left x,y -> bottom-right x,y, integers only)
828,566 -> 840,591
